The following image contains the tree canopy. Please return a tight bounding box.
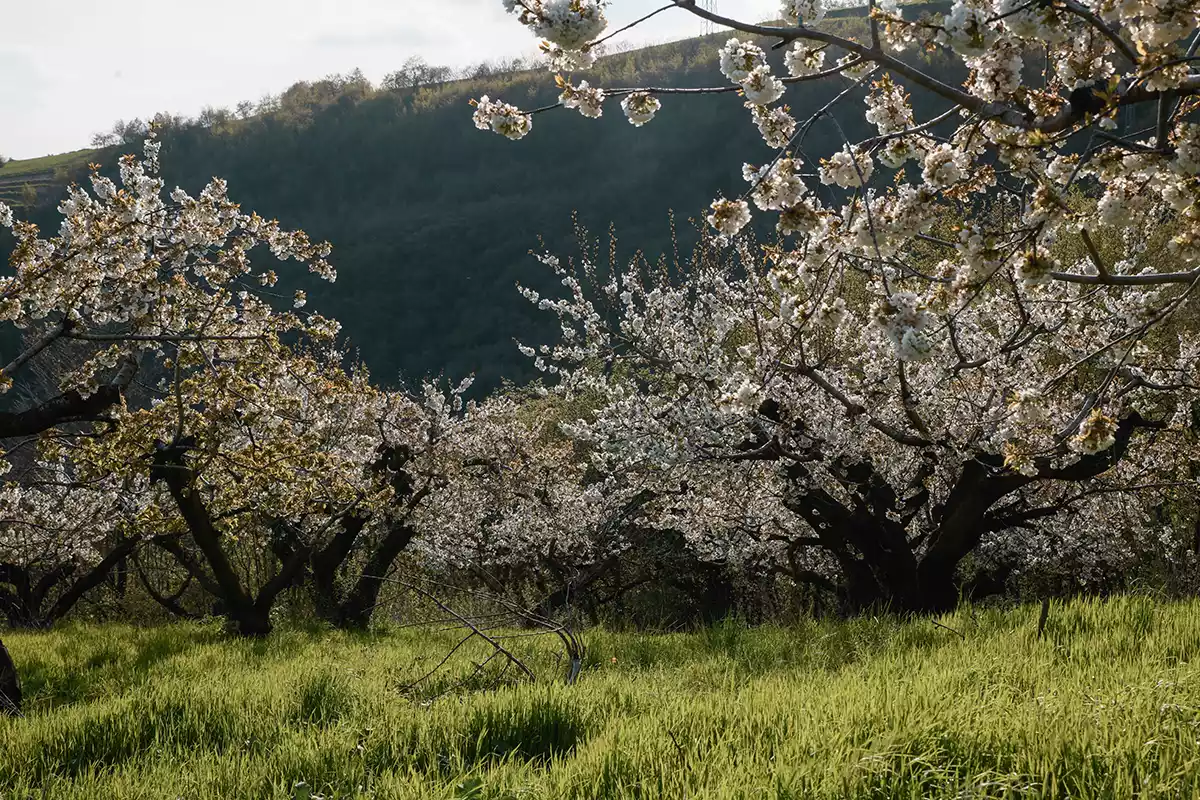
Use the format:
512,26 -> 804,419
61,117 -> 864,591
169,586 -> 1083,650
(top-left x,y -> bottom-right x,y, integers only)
1,4 -> 1200,719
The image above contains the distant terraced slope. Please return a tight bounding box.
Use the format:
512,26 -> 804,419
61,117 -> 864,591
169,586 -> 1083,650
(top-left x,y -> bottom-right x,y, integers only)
0,149 -> 98,208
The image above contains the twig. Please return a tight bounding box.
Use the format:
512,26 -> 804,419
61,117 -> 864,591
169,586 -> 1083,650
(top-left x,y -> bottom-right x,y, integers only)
667,729 -> 689,768
1079,228 -> 1111,282
399,631 -> 477,695
931,619 -> 965,640
379,576 -> 536,682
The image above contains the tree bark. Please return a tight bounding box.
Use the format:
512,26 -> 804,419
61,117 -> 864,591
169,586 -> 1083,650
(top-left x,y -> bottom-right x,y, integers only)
0,635 -> 20,716
43,538 -> 142,624
304,447 -> 425,629
778,414 -> 1159,615
151,439 -> 295,638
333,522 -> 415,629
309,515 -> 369,624
226,606 -> 274,638
0,357 -> 136,439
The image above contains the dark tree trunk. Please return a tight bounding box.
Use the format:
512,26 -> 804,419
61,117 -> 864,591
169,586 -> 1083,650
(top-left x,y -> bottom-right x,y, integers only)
308,515 -> 369,625
156,451 -> 255,616
42,538 -> 143,624
334,523 -> 415,629
0,635 -> 20,716
151,439 -> 309,638
0,564 -> 36,628
535,553 -> 621,620
1,548 -> 137,630
304,446 -> 425,630
226,606 -> 273,638
778,414 -> 1159,616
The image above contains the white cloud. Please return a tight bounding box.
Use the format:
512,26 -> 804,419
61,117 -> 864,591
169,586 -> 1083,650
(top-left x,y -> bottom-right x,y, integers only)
0,0 -> 777,159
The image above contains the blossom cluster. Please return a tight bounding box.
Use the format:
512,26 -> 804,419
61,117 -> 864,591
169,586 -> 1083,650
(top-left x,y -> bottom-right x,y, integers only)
512,225 -> 1200,597
502,0 -> 608,50
472,95 -> 532,139
620,91 -> 661,126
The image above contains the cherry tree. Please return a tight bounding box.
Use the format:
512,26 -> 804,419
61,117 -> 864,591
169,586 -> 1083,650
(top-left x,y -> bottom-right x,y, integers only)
0,130 -> 336,700
471,1 -> 1200,611
109,343 -> 403,637
517,219 -> 1197,611
478,1 -> 1200,299
295,377 -> 477,631
412,390 -> 712,621
0,459 -> 152,629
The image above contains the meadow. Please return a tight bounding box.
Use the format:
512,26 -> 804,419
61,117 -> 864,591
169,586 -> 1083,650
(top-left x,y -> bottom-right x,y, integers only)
1,595 -> 1198,799
0,149 -> 99,178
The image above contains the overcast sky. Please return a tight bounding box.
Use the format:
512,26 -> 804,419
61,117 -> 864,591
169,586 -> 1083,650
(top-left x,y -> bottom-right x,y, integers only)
1,0 -> 779,160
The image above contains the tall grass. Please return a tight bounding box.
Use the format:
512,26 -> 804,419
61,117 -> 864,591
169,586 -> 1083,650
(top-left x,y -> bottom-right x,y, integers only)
2,595 -> 1199,798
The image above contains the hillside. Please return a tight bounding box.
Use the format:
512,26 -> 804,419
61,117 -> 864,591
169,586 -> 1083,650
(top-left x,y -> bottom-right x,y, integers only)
0,150 -> 99,209
0,7 -> 957,392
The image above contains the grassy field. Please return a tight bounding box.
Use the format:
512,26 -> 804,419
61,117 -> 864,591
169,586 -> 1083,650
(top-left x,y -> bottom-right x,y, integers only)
0,149 -> 99,179
1,595 -> 1199,799
0,148 -> 101,208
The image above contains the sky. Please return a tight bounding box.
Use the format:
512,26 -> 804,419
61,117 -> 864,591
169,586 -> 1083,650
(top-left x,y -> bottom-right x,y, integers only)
0,0 -> 778,160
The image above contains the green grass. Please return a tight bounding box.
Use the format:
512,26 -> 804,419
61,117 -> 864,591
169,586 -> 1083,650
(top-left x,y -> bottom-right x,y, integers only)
0,149 -> 99,180
2,595 -> 1200,799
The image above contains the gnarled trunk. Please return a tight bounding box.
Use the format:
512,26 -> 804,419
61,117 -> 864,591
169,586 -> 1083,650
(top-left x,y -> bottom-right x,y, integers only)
151,439 -> 310,638
0,636 -> 20,716
0,542 -> 140,629
332,523 -> 416,629
307,448 -> 425,630
778,414 -> 1157,616
310,515 -> 368,623
226,606 -> 273,638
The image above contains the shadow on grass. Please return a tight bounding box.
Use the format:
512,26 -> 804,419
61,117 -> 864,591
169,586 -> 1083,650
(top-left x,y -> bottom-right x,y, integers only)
458,696 -> 587,768
362,694 -> 588,778
290,670 -> 355,728
22,694 -> 281,782
17,625 -> 220,710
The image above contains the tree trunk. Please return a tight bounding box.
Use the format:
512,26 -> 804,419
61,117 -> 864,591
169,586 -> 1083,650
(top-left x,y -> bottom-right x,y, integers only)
309,515 -> 368,625
152,441 -> 294,638
42,538 -> 143,625
776,414 -> 1160,616
0,635 -> 20,716
227,606 -> 273,638
333,523 -> 415,629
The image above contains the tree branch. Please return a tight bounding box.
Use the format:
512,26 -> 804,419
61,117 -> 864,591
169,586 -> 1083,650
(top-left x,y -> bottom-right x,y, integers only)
0,356 -> 136,439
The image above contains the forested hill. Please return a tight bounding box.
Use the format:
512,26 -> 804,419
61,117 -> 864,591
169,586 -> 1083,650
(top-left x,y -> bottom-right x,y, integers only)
1,4 -> 956,392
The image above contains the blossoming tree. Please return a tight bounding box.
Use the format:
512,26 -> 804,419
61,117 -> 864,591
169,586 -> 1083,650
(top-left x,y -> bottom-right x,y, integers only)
0,130 -> 337,701
411,391 -> 675,617
0,459 -> 153,629
474,0 -> 1200,610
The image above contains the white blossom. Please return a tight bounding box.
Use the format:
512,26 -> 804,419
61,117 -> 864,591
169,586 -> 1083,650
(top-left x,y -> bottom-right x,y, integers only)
740,66 -> 786,106
784,42 -> 826,77
780,0 -> 825,25
505,0 -> 607,50
706,198 -> 752,236
472,95 -> 533,140
719,38 -> 767,84
820,145 -> 874,188
750,103 -> 798,149
621,91 -> 661,126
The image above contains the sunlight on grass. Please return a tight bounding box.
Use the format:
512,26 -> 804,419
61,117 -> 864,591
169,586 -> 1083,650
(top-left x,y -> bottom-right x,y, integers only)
0,149 -> 99,179
2,595 -> 1199,798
